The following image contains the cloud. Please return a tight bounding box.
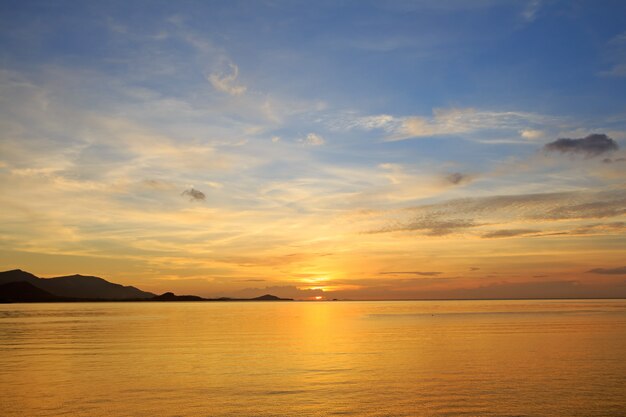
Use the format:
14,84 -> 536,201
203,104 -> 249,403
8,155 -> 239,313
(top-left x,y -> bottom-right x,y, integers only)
482,229 -> 539,238
543,134 -> 619,158
300,132 -> 325,146
520,129 -> 544,140
366,188 -> 626,237
569,222 -> 626,235
373,215 -> 479,236
473,191 -> 626,222
446,172 -> 469,185
181,188 -> 206,201
380,271 -> 442,276
599,31 -> 626,78
538,200 -> 626,220
394,108 -> 534,140
587,266 -> 626,275
602,64 -> 626,77
521,0 -> 542,22
332,107 -> 555,142
207,63 -> 247,96
602,157 -> 626,164
350,114 -> 396,130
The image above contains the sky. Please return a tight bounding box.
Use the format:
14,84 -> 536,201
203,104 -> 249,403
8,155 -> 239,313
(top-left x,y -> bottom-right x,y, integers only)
1,0 -> 626,299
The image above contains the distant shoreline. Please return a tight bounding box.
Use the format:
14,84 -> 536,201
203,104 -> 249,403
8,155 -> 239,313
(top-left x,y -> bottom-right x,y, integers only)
3,269 -> 626,304
2,297 -> 625,305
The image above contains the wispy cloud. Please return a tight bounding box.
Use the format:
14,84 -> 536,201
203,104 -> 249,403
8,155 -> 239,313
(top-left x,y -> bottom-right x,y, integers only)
569,222 -> 626,235
331,107 -> 557,142
520,129 -> 545,140
394,108 -> 553,141
537,199 -> 626,221
380,271 -> 443,276
372,215 -> 479,236
599,31 -> 626,78
366,188 -> 626,237
207,62 -> 247,96
300,132 -> 326,146
521,0 -> 542,22
482,229 -> 539,238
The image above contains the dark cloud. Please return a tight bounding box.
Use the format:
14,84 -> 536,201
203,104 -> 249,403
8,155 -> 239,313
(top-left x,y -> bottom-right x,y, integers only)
436,190 -> 625,221
182,188 -> 206,201
446,172 -> 468,185
537,200 -> 626,220
543,133 -> 618,158
602,157 -> 626,164
470,267 -> 480,271
402,216 -> 477,235
482,229 -> 539,238
587,266 -> 626,275
370,189 -> 626,237
570,222 -> 626,235
380,271 -> 442,276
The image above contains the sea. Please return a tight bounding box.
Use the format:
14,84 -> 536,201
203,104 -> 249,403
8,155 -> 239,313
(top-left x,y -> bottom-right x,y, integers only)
1,300 -> 625,416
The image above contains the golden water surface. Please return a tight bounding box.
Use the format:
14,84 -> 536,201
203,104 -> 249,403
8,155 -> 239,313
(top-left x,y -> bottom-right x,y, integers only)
1,300 -> 625,416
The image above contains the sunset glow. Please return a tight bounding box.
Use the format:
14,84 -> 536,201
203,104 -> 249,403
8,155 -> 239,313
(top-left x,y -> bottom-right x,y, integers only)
1,1 -> 625,300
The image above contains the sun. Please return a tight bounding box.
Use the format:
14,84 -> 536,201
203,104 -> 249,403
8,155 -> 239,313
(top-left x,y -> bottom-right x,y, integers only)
314,296 -> 323,300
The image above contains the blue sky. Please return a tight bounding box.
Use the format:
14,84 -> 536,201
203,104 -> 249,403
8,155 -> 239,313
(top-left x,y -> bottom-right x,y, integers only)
1,0 -> 626,298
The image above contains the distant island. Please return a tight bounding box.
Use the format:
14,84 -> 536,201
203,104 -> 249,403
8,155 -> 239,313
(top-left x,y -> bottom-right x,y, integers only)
0,269 -> 292,303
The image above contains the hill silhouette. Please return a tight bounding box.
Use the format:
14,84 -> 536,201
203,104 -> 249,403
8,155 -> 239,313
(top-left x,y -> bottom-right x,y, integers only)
150,292 -> 292,301
151,292 -> 206,301
0,281 -> 62,302
0,269 -> 155,300
0,269 -> 292,302
252,294 -> 284,301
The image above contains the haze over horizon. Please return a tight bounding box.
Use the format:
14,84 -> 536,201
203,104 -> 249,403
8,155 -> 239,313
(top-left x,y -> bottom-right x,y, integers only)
1,1 -> 626,300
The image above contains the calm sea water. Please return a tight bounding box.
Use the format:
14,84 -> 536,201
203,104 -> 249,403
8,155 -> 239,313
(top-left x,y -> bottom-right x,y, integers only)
1,300 -> 625,416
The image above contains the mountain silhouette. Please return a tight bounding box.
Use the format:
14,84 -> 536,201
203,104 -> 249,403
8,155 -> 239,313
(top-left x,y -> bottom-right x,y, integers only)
0,269 -> 293,302
0,281 -> 62,302
0,269 -> 40,285
0,269 -> 155,300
